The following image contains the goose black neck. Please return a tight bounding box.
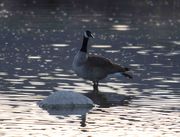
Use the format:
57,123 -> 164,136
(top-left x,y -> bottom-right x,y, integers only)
80,36 -> 89,53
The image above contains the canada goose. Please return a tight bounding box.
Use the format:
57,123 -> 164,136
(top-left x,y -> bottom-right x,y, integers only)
73,30 -> 132,92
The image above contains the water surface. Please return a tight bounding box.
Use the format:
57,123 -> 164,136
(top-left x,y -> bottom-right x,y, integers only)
0,1 -> 180,137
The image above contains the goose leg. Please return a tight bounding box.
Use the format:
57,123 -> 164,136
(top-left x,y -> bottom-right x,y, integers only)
93,81 -> 99,93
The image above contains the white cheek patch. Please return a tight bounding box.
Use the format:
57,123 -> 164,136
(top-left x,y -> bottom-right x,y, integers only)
84,32 -> 88,38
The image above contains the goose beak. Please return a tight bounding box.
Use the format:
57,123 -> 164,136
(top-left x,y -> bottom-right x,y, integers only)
90,33 -> 94,38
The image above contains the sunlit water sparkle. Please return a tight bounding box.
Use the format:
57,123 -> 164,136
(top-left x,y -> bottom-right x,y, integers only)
0,0 -> 180,137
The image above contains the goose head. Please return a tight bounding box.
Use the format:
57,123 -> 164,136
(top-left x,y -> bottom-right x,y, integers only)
84,30 -> 94,38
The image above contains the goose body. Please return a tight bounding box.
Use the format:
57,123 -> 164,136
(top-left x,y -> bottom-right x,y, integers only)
73,30 -> 132,92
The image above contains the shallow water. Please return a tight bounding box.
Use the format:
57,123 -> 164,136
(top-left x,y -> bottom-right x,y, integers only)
0,0 -> 180,137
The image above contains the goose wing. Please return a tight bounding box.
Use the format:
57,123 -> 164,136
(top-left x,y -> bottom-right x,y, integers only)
87,55 -> 130,74
87,55 -> 113,68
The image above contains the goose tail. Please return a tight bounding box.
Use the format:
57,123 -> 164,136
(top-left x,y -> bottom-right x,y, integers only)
113,64 -> 133,79
122,72 -> 133,79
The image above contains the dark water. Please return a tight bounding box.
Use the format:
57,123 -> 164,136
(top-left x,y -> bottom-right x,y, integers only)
0,0 -> 180,136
